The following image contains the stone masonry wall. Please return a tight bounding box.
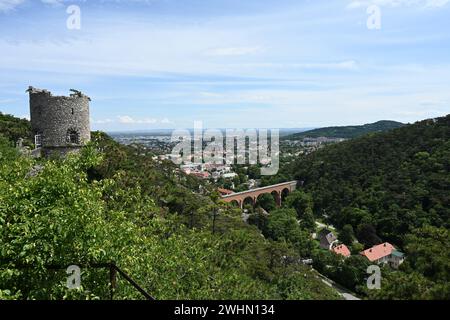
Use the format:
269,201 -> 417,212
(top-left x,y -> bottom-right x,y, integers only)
28,87 -> 91,152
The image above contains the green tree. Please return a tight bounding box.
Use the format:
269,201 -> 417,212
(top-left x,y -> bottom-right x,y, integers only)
350,242 -> 364,255
265,209 -> 313,256
299,208 -> 315,232
356,224 -> 382,248
404,225 -> 450,284
247,166 -> 261,179
247,208 -> 269,234
284,190 -> 314,219
338,207 -> 371,229
256,193 -> 277,212
0,135 -> 19,161
340,224 -> 355,246
333,255 -> 370,292
368,271 -> 435,300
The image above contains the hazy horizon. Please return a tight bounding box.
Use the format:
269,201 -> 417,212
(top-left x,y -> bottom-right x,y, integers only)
104,118 -> 412,134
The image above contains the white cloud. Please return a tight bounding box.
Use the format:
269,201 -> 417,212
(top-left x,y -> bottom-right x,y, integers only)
117,115 -> 134,124
40,0 -> 65,7
199,92 -> 224,98
347,1 -> 364,9
231,60 -> 359,71
92,118 -> 114,124
0,98 -> 18,104
425,0 -> 450,7
204,46 -> 263,57
118,115 -> 155,124
91,112 -> 180,130
347,0 -> 450,9
0,0 -> 74,12
161,118 -> 172,124
117,116 -> 171,125
0,0 -> 25,12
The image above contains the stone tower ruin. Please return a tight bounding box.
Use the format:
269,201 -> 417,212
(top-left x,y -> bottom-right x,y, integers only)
27,86 -> 91,156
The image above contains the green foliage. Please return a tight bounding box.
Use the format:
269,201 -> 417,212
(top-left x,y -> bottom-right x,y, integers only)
281,114 -> 450,299
0,135 -> 19,161
368,271 -> 448,300
256,193 -> 277,212
350,242 -> 364,255
274,269 -> 341,300
284,190 -> 313,218
283,190 -> 315,232
337,207 -> 372,229
291,115 -> 450,246
264,209 -> 313,257
369,225 -> 450,299
311,249 -> 369,294
0,112 -> 32,146
247,209 -> 269,234
340,224 -> 355,246
247,165 -> 261,180
356,224 -> 382,248
0,122 -> 340,300
404,225 -> 450,284
299,210 -> 315,232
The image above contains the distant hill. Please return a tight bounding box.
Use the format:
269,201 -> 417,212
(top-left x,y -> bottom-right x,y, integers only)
285,120 -> 405,140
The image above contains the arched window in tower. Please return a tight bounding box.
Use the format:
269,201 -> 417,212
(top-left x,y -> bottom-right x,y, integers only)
67,129 -> 80,144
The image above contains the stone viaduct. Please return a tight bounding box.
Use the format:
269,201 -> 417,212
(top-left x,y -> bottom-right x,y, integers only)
221,181 -> 299,209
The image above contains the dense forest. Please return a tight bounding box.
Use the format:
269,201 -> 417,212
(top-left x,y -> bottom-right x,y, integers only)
285,120 -> 405,140
292,116 -> 449,242
0,113 -> 340,300
275,115 -> 449,299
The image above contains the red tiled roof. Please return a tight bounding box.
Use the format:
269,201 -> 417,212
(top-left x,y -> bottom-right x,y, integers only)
333,244 -> 351,257
191,171 -> 210,178
218,188 -> 234,195
360,242 -> 395,261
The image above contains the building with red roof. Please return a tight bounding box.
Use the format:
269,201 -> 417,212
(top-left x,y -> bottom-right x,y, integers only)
332,244 -> 351,258
360,242 -> 405,269
191,171 -> 211,179
218,188 -> 234,196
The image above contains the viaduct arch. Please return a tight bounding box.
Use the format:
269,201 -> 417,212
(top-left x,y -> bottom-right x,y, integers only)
221,181 -> 298,209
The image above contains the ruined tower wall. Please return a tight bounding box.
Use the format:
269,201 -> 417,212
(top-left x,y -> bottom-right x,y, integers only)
28,87 -> 91,155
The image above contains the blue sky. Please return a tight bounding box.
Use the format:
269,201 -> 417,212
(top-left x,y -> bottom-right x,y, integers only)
0,0 -> 449,130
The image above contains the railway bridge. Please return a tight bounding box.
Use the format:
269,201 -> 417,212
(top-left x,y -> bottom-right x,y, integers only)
221,181 -> 299,209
